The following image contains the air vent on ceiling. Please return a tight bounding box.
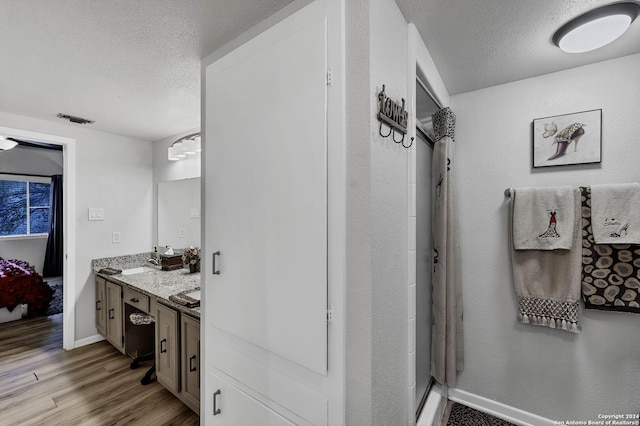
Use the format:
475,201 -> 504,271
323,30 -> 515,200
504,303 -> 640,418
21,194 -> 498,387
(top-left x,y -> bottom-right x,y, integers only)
57,113 -> 95,125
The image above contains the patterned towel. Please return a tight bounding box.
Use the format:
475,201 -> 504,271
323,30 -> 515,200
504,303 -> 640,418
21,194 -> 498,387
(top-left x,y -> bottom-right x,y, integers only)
98,267 -> 122,275
581,187 -> 640,313
169,288 -> 200,308
510,189 -> 582,332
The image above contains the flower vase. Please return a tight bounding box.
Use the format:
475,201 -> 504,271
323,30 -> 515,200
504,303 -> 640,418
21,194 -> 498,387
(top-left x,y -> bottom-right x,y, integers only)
189,263 -> 200,273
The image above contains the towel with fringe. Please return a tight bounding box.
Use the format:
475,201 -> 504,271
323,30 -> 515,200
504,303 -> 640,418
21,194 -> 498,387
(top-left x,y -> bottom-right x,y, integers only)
591,183 -> 640,244
512,186 -> 575,250
510,188 -> 582,332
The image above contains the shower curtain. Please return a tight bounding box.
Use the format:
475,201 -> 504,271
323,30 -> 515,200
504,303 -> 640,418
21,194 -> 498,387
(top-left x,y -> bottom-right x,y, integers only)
430,107 -> 463,386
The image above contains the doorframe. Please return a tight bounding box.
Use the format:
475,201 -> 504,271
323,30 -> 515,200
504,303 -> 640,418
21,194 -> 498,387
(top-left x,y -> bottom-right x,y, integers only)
0,125 -> 76,350
406,23 -> 450,424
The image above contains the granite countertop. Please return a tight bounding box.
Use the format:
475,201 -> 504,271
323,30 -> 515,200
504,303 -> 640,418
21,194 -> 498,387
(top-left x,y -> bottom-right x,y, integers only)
92,252 -> 201,318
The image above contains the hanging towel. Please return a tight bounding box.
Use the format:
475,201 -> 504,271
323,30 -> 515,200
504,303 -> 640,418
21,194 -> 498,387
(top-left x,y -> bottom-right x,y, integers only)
591,183 -> 640,244
510,188 -> 582,333
512,186 -> 575,250
580,187 -> 640,313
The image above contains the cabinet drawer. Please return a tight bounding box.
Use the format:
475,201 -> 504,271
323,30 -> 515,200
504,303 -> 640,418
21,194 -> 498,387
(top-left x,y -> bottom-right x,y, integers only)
123,287 -> 150,313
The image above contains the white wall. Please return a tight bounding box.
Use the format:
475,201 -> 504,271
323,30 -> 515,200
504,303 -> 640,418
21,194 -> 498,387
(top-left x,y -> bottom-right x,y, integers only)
151,128 -> 200,247
451,53 -> 640,421
345,0 -> 373,422
370,0 -> 409,424
0,145 -> 63,176
0,146 -> 63,274
345,0 -> 411,423
0,111 -> 153,342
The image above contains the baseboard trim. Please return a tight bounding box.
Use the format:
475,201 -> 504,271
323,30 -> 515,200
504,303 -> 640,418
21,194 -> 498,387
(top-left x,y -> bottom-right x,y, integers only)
74,334 -> 105,349
447,388 -> 555,426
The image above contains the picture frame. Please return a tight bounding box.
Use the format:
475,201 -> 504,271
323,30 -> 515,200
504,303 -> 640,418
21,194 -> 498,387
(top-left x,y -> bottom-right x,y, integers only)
532,109 -> 602,168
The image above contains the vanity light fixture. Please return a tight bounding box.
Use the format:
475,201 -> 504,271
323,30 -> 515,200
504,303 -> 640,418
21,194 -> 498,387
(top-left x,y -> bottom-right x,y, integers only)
167,132 -> 201,161
167,145 -> 181,161
182,138 -> 196,155
173,141 -> 187,159
0,136 -> 18,151
553,2 -> 640,53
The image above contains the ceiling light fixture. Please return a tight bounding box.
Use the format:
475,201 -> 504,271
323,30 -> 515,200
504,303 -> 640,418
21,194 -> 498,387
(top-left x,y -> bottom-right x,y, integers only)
553,2 -> 640,53
168,132 -> 201,161
0,136 -> 18,151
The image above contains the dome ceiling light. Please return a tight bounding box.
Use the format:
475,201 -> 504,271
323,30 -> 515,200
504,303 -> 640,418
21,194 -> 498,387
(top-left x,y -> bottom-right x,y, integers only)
553,2 -> 640,53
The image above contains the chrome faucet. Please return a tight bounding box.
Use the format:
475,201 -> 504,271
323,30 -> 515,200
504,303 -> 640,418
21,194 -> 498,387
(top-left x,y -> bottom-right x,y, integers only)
147,258 -> 160,266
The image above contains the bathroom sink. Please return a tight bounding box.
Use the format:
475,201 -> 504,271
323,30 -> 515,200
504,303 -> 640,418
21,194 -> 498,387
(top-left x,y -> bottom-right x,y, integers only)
121,266 -> 157,275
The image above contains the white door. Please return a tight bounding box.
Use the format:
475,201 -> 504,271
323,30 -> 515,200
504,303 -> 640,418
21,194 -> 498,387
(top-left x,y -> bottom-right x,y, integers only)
203,2 -> 330,424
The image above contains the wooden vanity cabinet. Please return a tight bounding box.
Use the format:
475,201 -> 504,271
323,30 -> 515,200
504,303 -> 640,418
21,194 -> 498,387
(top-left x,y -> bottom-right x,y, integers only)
105,280 -> 125,353
154,301 -> 201,414
95,277 -> 107,337
95,276 -> 200,414
155,302 -> 180,394
181,313 -> 200,414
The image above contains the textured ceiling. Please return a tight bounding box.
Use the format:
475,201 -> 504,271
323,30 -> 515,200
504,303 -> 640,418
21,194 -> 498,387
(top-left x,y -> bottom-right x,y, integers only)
395,0 -> 640,95
0,1 -> 638,140
0,0 -> 292,141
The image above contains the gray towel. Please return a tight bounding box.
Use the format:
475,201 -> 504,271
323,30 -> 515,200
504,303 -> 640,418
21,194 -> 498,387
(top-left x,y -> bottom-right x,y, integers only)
510,188 -> 582,333
512,186 -> 575,250
591,183 -> 640,244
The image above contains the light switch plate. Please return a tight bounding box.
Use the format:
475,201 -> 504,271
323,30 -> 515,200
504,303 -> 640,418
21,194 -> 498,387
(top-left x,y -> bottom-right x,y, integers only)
179,228 -> 186,238
190,208 -> 200,219
88,208 -> 105,221
112,232 -> 121,243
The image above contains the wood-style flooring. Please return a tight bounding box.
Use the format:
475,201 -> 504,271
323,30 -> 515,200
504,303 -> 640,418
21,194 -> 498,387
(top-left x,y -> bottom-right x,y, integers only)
0,314 -> 199,425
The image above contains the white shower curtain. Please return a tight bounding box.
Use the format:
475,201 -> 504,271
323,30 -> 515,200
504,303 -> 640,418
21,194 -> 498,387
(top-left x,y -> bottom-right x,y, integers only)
430,107 -> 463,386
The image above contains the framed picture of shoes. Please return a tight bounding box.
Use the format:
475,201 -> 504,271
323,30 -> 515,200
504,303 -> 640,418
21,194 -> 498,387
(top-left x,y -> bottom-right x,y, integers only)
532,109 -> 602,168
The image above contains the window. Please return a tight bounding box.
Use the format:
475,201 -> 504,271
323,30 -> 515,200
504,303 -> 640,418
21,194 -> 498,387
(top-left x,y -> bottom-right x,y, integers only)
0,177 -> 51,237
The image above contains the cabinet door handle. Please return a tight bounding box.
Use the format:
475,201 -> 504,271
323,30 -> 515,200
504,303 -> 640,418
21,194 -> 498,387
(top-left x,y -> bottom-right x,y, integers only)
96,300 -> 101,311
189,355 -> 197,372
160,338 -> 167,353
213,389 -> 221,415
108,308 -> 114,319
212,251 -> 220,275
130,298 -> 139,303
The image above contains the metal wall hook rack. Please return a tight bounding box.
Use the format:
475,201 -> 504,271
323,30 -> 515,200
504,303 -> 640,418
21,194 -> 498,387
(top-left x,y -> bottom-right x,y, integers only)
377,84 -> 413,149
377,122 -> 414,148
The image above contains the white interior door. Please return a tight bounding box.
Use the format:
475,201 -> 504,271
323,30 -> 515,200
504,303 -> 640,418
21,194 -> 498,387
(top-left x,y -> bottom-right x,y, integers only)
204,2 -> 328,379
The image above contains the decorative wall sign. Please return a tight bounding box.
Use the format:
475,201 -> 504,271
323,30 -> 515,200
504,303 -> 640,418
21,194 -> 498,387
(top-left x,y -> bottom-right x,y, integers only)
532,109 -> 602,168
377,84 -> 412,148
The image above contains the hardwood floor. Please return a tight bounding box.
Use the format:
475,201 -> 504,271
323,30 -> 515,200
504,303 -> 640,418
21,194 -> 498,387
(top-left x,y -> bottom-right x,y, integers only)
0,314 -> 199,425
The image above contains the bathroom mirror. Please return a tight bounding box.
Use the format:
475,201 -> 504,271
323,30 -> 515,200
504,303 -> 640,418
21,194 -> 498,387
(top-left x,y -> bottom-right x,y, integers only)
157,177 -> 201,249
